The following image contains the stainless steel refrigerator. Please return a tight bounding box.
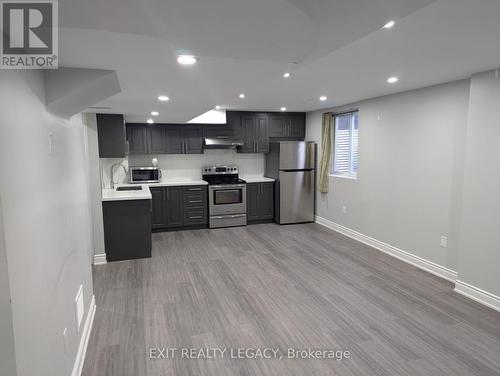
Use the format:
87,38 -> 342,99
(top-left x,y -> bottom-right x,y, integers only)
265,141 -> 316,224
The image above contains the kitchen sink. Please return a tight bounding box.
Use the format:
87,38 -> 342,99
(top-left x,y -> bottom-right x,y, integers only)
116,186 -> 142,191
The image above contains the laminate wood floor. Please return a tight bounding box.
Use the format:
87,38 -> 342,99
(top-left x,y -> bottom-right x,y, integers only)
82,223 -> 500,376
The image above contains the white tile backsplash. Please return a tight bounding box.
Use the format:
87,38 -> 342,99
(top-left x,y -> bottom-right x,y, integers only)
99,150 -> 264,187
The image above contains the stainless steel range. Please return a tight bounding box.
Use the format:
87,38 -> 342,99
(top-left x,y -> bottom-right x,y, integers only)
202,166 -> 247,228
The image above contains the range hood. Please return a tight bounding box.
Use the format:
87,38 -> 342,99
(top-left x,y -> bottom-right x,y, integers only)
204,138 -> 244,149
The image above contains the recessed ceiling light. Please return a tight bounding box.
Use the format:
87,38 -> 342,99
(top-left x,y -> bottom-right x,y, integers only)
387,76 -> 399,84
147,118 -> 154,124
177,55 -> 197,65
158,95 -> 169,101
239,93 -> 245,99
319,96 -> 327,101
151,111 -> 159,116
283,72 -> 291,78
383,20 -> 395,29
215,105 -> 221,110
280,107 -> 287,112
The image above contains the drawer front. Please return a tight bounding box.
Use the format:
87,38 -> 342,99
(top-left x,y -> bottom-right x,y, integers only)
183,185 -> 206,193
184,208 -> 207,225
183,192 -> 206,207
182,185 -> 207,208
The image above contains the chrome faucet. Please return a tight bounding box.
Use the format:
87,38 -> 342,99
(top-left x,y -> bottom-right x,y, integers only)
110,163 -> 127,189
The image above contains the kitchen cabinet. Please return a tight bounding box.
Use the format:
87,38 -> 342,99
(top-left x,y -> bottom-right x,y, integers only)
126,124 -> 148,155
97,114 -> 126,158
166,186 -> 184,227
184,125 -> 203,154
203,112 -> 242,139
102,199 -> 152,261
127,124 -> 203,155
150,188 -> 167,228
151,185 -> 208,230
164,125 -> 184,154
269,113 -> 305,140
165,124 -> 203,154
126,110 -> 304,156
246,182 -> 274,223
239,113 -> 269,153
147,126 -> 166,154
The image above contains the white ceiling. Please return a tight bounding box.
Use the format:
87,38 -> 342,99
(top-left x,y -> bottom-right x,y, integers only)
58,0 -> 500,123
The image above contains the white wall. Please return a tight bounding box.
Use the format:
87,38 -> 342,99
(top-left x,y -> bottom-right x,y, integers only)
83,114 -> 106,257
457,71 -> 500,297
0,70 -> 94,376
0,198 -> 17,375
307,80 -> 470,272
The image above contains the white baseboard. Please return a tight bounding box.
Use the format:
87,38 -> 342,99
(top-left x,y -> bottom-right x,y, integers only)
93,253 -> 107,265
315,216 -> 458,282
454,280 -> 500,313
71,295 -> 96,376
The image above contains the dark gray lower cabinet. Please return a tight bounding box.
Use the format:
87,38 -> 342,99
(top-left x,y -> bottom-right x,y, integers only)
247,182 -> 274,223
151,185 -> 208,230
102,199 -> 152,262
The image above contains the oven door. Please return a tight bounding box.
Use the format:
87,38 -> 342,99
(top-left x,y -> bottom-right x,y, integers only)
209,184 -> 246,216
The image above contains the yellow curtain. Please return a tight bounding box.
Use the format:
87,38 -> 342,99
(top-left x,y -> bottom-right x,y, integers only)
318,113 -> 332,193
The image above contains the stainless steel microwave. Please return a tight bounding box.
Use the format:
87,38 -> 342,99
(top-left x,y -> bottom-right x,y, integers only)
130,167 -> 161,183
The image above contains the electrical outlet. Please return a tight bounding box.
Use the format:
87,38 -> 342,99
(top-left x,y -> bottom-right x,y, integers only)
342,205 -> 347,214
62,328 -> 68,354
440,236 -> 448,248
377,115 -> 382,121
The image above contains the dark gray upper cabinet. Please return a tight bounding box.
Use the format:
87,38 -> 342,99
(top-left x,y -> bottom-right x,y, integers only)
269,113 -> 305,140
247,182 -> 274,222
268,115 -> 287,138
184,125 -> 203,154
97,114 -> 126,158
147,126 -> 166,154
126,111 -> 304,156
164,125 -> 184,154
126,124 -> 148,155
127,124 -> 203,155
203,112 -> 243,139
255,114 -> 269,153
239,112 -> 269,153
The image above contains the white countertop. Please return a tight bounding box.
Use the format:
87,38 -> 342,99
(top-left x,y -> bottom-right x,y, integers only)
151,180 -> 208,187
102,185 -> 152,202
102,180 -> 208,202
241,176 -> 275,183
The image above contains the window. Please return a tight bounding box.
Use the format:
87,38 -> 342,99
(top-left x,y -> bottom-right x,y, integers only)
332,111 -> 359,178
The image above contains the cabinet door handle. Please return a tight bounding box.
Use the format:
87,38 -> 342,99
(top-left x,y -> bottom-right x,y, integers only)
189,200 -> 202,203
188,188 -> 202,191
189,216 -> 202,219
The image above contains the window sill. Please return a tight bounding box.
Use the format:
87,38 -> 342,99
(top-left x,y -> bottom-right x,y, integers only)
330,174 -> 357,180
